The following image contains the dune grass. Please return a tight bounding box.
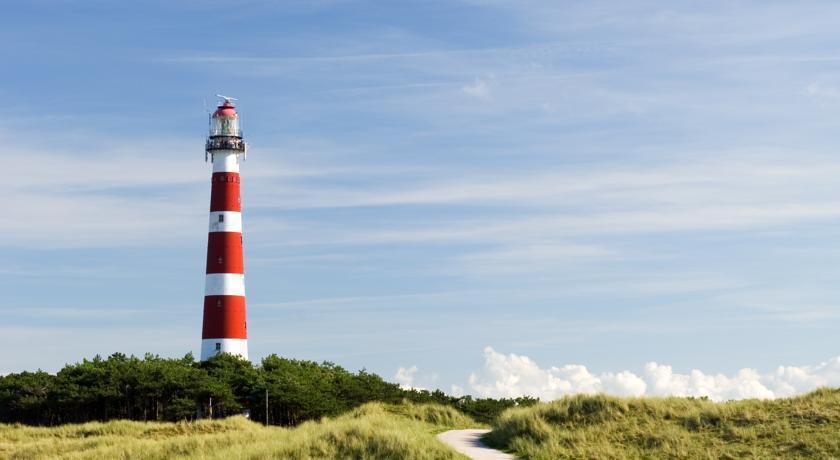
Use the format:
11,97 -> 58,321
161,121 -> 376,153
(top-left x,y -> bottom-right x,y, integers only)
0,402 -> 479,459
11,389 -> 838,459
484,388 -> 840,459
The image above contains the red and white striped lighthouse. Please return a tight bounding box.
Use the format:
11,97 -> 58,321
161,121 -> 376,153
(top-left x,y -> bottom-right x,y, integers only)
200,95 -> 248,361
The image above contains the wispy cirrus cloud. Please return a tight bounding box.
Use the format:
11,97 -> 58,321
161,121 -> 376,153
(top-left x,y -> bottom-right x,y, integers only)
806,82 -> 840,101
243,152 -> 840,252
462,77 -> 494,100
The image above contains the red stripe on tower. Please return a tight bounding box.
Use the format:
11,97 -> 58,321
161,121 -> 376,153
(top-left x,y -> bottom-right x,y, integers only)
206,233 -> 244,274
200,95 -> 249,361
210,173 -> 241,212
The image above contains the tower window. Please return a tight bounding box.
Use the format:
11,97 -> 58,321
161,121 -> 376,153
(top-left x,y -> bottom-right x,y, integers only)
215,343 -> 221,351
218,214 -> 224,222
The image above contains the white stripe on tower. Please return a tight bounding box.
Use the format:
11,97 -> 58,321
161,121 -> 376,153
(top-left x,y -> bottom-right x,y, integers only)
204,273 -> 246,296
208,211 -> 243,233
201,97 -> 249,361
213,151 -> 240,173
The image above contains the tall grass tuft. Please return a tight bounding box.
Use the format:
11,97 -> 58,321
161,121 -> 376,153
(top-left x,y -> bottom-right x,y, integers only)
485,388 -> 840,459
381,400 -> 482,430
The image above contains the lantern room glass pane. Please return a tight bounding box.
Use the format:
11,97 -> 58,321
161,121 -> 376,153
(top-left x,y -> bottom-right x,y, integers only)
210,116 -> 241,137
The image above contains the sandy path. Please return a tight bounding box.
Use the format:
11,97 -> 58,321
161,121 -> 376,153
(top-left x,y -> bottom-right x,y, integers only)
437,429 -> 514,460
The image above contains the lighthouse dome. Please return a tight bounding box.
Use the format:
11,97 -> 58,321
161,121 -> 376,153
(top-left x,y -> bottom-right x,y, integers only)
213,101 -> 238,119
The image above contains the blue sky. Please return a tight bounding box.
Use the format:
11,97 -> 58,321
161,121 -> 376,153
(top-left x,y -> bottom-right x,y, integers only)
4,1 -> 840,398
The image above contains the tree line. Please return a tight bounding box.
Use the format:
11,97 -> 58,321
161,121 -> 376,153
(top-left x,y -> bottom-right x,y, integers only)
0,353 -> 537,426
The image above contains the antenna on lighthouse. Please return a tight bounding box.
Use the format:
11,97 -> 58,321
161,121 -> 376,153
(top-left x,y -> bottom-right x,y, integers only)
216,94 -> 238,104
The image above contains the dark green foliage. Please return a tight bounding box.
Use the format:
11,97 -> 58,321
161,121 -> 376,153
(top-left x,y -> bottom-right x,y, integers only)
0,352 -> 528,427
0,370 -> 56,424
257,355 -> 406,425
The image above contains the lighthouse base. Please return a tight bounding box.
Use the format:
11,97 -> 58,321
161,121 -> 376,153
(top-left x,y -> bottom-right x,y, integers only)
201,338 -> 249,361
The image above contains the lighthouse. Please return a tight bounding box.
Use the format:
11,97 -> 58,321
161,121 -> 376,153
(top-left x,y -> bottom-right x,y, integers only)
200,95 -> 249,361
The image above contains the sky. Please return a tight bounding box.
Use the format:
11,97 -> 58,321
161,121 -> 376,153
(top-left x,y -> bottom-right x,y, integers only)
3,0 -> 840,400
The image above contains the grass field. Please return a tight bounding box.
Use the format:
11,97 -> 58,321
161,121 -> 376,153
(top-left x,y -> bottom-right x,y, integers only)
0,402 -> 481,459
5,390 -> 840,459
484,388 -> 840,459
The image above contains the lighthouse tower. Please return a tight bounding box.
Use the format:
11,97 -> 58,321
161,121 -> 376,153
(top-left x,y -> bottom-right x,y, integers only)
201,96 -> 249,361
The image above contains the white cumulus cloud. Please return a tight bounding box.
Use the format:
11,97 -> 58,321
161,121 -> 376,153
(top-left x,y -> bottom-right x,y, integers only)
601,371 -> 647,397
767,357 -> 840,397
395,365 -> 440,391
450,384 -> 465,397
395,365 -> 419,390
467,347 -> 840,401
